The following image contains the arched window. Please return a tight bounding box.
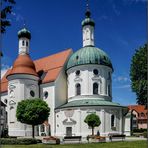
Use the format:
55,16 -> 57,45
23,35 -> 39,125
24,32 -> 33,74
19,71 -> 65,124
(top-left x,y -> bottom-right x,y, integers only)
108,84 -> 111,96
76,83 -> 81,95
108,72 -> 111,80
26,41 -> 28,46
10,106 -> 15,123
111,114 -> 115,127
22,40 -> 25,46
100,81 -> 102,94
93,83 -> 98,94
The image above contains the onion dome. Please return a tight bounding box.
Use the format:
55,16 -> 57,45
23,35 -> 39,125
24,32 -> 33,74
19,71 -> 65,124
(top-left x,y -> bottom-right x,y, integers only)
8,55 -> 38,77
66,46 -> 113,70
81,10 -> 95,27
18,28 -> 31,39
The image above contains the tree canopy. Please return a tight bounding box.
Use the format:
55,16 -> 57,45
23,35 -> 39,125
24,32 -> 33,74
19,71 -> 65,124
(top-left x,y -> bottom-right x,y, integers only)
130,44 -> 147,105
16,98 -> 50,138
84,113 -> 101,136
1,0 -> 16,33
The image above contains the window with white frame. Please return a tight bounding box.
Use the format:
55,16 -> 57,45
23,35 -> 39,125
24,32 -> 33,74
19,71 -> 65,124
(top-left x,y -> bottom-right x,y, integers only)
108,84 -> 111,96
111,114 -> 115,128
93,82 -> 98,94
76,83 -> 81,95
22,40 -> 25,46
10,106 -> 15,123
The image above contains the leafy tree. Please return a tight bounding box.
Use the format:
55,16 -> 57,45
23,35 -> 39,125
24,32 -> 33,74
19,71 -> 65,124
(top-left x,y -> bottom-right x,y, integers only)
16,98 -> 50,138
84,113 -> 101,136
1,0 -> 16,33
130,44 -> 147,105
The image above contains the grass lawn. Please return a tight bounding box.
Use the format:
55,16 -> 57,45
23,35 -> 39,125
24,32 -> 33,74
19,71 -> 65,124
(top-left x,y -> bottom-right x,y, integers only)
1,140 -> 147,148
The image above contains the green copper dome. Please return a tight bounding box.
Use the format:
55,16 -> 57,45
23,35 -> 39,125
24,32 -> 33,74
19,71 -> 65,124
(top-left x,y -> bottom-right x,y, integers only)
66,46 -> 113,70
18,28 -> 31,39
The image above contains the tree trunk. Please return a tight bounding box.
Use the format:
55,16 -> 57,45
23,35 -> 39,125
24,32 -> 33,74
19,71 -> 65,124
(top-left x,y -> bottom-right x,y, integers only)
92,127 -> 94,136
32,125 -> 35,138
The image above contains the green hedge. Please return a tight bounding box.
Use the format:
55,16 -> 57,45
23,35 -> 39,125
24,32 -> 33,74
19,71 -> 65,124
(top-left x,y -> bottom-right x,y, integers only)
133,128 -> 147,133
0,138 -> 42,145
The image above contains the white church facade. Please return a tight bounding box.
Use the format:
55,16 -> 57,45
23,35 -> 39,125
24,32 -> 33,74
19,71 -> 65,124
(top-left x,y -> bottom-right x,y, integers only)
1,8 -> 128,138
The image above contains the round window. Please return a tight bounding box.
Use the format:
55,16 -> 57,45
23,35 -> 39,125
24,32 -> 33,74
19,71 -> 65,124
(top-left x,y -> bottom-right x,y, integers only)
30,90 -> 35,97
76,70 -> 80,76
93,69 -> 98,75
44,91 -> 48,99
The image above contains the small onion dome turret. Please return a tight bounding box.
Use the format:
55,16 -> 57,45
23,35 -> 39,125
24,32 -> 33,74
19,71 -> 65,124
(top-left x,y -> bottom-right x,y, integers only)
18,28 -> 31,39
66,46 -> 113,71
7,55 -> 38,77
81,10 -> 95,27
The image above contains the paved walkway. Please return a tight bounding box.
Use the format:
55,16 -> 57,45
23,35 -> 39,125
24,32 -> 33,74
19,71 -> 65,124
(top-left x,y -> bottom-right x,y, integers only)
125,136 -> 147,141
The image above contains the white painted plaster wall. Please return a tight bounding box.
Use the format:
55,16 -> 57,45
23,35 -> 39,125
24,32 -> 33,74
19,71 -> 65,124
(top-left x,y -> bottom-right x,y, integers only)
67,65 -> 112,101
55,106 -> 122,138
7,74 -> 39,137
40,82 -> 55,136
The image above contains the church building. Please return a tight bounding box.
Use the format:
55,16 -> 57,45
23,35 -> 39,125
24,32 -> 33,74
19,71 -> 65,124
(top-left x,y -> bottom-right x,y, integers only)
1,7 -> 128,139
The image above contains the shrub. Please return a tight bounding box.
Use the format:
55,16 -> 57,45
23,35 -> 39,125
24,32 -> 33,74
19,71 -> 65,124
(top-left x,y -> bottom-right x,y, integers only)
143,131 -> 147,138
56,138 -> 60,144
1,128 -> 9,138
0,138 -> 40,145
133,128 -> 147,133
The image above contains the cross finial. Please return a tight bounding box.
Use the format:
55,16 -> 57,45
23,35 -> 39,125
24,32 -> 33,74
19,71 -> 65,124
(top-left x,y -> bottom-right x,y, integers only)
23,19 -> 26,28
85,0 -> 91,18
86,0 -> 89,11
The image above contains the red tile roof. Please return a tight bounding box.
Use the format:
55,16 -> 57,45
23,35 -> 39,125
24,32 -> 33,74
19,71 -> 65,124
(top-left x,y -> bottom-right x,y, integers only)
0,48 -> 72,93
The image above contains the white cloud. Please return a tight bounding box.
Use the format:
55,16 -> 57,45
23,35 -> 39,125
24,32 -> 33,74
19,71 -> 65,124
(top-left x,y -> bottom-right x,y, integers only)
131,0 -> 147,2
11,12 -> 24,22
98,15 -> 108,21
123,0 -> 146,4
113,84 -> 131,89
114,76 -> 130,82
1,64 -> 10,78
112,4 -> 120,16
1,69 -> 8,78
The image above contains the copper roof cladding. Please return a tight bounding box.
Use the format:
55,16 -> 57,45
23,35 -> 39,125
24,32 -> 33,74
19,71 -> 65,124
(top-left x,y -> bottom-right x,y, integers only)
1,48 -> 73,93
7,54 -> 38,77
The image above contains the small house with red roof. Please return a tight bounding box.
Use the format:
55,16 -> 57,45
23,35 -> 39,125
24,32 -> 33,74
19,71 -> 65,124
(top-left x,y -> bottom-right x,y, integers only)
124,105 -> 147,136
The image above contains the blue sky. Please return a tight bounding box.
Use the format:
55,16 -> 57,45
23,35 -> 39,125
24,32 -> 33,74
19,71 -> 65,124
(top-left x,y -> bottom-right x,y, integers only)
1,0 -> 146,106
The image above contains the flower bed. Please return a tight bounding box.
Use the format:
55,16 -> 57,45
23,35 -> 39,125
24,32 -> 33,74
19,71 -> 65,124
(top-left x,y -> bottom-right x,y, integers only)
87,135 -> 106,142
42,136 -> 60,144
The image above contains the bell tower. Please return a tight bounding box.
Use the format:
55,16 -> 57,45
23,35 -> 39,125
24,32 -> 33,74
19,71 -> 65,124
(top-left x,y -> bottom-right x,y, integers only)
18,27 -> 31,55
82,1 -> 95,47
